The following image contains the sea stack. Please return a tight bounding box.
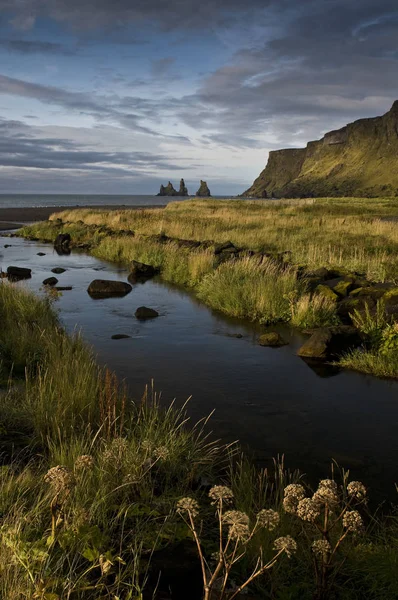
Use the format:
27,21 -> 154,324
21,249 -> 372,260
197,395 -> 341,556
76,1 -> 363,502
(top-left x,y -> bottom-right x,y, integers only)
196,180 -> 211,197
157,179 -> 189,196
179,178 -> 188,195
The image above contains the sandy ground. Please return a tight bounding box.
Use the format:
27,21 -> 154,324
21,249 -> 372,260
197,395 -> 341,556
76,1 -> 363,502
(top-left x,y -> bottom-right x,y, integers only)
0,204 -> 165,230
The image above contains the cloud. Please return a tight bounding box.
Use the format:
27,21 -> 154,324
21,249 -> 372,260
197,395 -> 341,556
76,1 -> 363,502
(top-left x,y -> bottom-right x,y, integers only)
151,57 -> 175,77
0,39 -> 75,54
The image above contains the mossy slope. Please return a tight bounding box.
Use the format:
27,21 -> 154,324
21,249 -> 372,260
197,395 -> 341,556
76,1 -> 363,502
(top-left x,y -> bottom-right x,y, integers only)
244,101 -> 398,198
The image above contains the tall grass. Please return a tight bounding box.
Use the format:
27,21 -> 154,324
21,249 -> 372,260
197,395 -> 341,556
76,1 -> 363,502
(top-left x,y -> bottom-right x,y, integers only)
289,292 -> 339,328
50,197 -> 398,280
197,256 -> 304,324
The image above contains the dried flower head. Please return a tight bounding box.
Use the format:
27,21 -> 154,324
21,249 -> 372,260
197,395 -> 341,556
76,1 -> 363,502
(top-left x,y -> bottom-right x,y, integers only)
99,554 -> 113,575
257,509 -> 280,531
154,446 -> 170,460
313,480 -> 339,508
273,535 -> 297,558
223,511 -> 250,541
44,466 -> 75,494
176,497 -> 200,517
283,484 -> 305,514
347,481 -> 367,501
343,510 -> 364,534
312,539 -> 331,559
208,485 -> 234,504
74,455 -> 94,471
297,498 -> 320,523
102,437 -> 128,466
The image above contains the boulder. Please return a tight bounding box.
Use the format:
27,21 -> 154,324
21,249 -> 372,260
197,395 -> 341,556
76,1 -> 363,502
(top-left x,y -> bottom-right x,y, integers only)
315,284 -> 339,302
128,260 -> 159,281
7,266 -> 32,281
87,279 -> 132,298
349,286 -> 385,300
297,326 -> 362,359
258,332 -> 288,347
51,267 -> 66,274
54,286 -> 72,291
383,288 -> 398,306
135,306 -> 159,319
54,233 -> 71,248
111,334 -> 131,340
196,180 -> 211,197
213,241 -> 237,255
37,252 -> 46,256
43,277 -> 58,286
336,296 -> 375,321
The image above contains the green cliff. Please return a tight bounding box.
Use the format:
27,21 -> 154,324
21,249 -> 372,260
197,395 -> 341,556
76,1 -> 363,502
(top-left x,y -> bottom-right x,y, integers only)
243,101 -> 398,198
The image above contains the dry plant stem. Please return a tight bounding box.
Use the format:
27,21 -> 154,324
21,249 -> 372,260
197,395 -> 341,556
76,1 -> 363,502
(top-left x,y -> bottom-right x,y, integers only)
187,511 -> 209,599
227,551 -> 283,600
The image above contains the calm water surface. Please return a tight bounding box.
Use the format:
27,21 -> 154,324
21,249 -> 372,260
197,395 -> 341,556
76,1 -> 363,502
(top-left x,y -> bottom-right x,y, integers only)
2,236 -> 398,500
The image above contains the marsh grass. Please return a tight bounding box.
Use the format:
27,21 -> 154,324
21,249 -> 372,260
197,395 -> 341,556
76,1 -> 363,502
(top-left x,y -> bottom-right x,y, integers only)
197,256 -> 304,324
289,292 -> 339,329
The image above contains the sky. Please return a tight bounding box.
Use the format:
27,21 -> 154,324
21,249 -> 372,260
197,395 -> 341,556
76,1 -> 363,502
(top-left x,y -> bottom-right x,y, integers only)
0,0 -> 398,195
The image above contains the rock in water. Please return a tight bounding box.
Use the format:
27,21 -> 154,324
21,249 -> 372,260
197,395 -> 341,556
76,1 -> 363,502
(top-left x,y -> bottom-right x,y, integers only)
87,279 -> 132,298
51,267 -> 66,274
243,100 -> 398,198
196,180 -> 211,197
135,306 -> 159,319
128,260 -> 159,281
7,266 -> 32,281
297,326 -> 361,359
179,178 -> 188,196
43,277 -> 58,286
258,332 -> 288,347
111,334 -> 131,339
54,233 -> 71,249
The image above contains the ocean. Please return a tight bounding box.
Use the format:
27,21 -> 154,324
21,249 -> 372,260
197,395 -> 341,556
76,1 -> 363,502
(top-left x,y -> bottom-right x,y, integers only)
0,194 -> 233,209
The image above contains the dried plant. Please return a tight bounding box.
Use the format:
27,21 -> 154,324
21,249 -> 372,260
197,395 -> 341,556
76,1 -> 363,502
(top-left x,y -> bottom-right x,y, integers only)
177,485 -> 296,600
99,368 -> 126,439
283,476 -> 367,599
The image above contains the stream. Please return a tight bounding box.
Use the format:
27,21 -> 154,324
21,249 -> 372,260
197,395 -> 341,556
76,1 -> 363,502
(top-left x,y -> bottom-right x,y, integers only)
2,235 -> 398,501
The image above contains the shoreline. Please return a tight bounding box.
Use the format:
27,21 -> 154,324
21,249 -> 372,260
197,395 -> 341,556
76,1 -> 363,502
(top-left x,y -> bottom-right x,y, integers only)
0,204 -> 165,228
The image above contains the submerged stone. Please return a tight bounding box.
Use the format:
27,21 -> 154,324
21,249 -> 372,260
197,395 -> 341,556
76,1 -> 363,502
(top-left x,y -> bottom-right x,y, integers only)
297,326 -> 361,359
87,279 -> 132,298
43,277 -> 58,286
258,332 -> 288,347
135,306 -> 159,319
7,266 -> 32,281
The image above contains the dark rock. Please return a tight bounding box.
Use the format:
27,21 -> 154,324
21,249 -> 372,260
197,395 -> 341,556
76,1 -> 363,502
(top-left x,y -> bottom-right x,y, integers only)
37,252 -> 46,256
135,306 -> 159,319
4,244 -> 12,248
258,332 -> 288,347
128,260 -> 159,281
54,233 -> 71,249
196,180 -> 211,197
51,267 -> 66,274
87,279 -> 132,298
43,277 -> 58,286
383,288 -> 398,306
111,334 -> 131,340
7,266 -> 32,281
297,326 -> 361,359
214,241 -> 236,255
179,178 -> 188,196
54,286 -> 72,291
337,296 -> 375,321
310,267 -> 330,280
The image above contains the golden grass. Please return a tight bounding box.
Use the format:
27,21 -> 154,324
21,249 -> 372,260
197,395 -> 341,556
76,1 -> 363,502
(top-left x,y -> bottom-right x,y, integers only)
51,197 -> 398,281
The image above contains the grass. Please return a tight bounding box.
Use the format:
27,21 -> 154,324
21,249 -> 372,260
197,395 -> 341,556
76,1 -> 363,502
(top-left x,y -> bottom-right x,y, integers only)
2,283 -> 398,599
48,197 -> 398,280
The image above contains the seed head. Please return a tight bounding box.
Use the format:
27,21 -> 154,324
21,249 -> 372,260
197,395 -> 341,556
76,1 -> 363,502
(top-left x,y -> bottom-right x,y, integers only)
283,484 -> 305,514
273,535 -> 297,558
208,485 -> 234,504
99,554 -> 113,575
223,510 -> 250,541
257,509 -> 280,531
154,446 -> 170,460
44,466 -> 75,494
102,437 -> 128,467
297,498 -> 320,523
347,481 -> 367,501
343,510 -> 364,534
312,539 -> 331,559
176,497 -> 200,517
313,480 -> 339,508
74,455 -> 94,471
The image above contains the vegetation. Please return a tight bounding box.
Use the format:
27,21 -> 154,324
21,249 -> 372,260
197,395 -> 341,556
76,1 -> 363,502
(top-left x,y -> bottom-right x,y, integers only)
2,282 -> 398,599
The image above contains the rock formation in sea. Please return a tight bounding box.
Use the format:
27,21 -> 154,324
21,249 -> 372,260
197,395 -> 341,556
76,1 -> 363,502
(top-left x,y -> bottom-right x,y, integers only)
242,101 -> 398,198
157,179 -> 189,196
196,180 -> 211,197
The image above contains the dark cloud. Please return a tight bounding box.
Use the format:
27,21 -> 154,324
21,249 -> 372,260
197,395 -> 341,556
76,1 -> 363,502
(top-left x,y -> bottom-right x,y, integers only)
0,39 -> 75,54
0,118 -> 185,172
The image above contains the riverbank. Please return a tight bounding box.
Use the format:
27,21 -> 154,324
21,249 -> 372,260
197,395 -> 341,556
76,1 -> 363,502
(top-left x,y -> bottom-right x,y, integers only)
17,197 -> 398,378
1,282 -> 398,600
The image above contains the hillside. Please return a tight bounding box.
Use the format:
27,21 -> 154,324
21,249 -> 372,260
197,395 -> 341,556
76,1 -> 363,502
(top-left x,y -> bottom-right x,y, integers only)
243,101 -> 398,198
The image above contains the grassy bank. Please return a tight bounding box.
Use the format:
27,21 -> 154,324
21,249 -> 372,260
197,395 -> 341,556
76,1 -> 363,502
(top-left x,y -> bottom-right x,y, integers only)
2,282 -> 398,599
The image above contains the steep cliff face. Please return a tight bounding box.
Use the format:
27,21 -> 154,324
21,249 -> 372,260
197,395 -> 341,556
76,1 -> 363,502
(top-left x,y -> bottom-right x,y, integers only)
243,101 -> 398,198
